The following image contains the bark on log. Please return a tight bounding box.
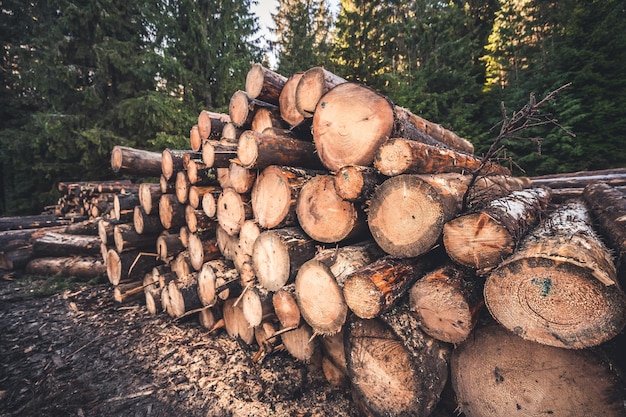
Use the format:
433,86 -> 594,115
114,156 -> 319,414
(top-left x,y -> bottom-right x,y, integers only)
113,223 -> 157,253
156,232 -> 184,261
185,205 -> 216,234
272,284 -> 301,329
171,250 -> 192,280
216,188 -> 252,237
374,138 -> 507,176
252,226 -> 318,291
197,259 -> 238,306
245,63 -> 287,105
188,185 -> 220,212
110,146 -> 162,177
443,187 -> 552,272
160,174 -> 175,195
228,162 -> 256,194
409,263 -> 483,343
167,272 -> 203,318
451,324 -> 626,417
222,297 -> 255,345
296,175 -> 368,243
394,106 -> 474,154
161,148 -> 193,181
112,192 -> 139,222
97,218 -> 125,245
106,248 -> 160,285
583,183 -> 626,273
229,90 -> 278,128
484,199 -> 626,349
241,285 -> 274,327
133,206 -> 163,235
187,232 -> 220,271
237,130 -> 324,170
201,140 -> 238,169
25,256 -> 106,279
200,188 -> 221,219
251,107 -> 288,133
158,194 -> 186,230
279,72 -> 305,127
251,165 -> 323,229
187,160 -> 216,187
333,165 -> 383,202
197,110 -> 231,143
143,268 -> 163,315
345,303 -> 450,417
530,167 -> 626,189
0,225 -> 68,251
138,183 -> 162,215
0,214 -> 75,232
32,232 -> 102,258
343,253 -> 437,319
295,241 -> 384,336
295,66 -> 347,118
64,217 -> 101,235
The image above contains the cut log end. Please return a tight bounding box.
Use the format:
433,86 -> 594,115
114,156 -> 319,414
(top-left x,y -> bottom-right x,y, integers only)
342,275 -> 383,320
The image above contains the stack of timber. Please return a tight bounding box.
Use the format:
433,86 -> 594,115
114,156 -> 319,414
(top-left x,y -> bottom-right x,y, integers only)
2,62 -> 626,417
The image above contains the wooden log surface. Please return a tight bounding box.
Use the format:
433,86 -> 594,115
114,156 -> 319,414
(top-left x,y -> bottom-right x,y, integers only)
110,146 -> 162,177
229,90 -> 278,128
216,188 -> 252,237
245,63 -> 287,105
484,199 -> 626,349
201,140 -> 238,169
333,165 -> 382,202
237,130 -> 324,170
25,256 -> 106,279
197,110 -> 230,143
295,66 -> 346,118
279,72 -> 305,127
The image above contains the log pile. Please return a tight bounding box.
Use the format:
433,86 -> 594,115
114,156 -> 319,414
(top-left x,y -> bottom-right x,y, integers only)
2,63 -> 626,417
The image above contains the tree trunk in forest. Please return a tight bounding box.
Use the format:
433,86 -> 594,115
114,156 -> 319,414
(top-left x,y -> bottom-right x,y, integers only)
344,303 -> 450,417
245,63 -> 287,105
252,226 -> 318,291
583,182 -> 626,273
197,110 -> 231,144
451,324 -> 626,417
443,187 -> 552,272
374,138 -> 508,176
167,272 -> 203,318
251,165 -> 323,229
409,263 -> 483,344
32,232 -> 102,257
295,66 -> 347,118
158,194 -> 186,230
296,175 -> 368,243
201,140 -> 238,169
25,256 -> 106,279
237,130 -> 324,170
484,199 -> 626,349
295,241 -> 384,336
216,188 -> 252,237
333,165 -> 382,202
279,72 -> 305,127
342,253 -> 437,319
228,90 -> 278,128
110,146 -> 162,177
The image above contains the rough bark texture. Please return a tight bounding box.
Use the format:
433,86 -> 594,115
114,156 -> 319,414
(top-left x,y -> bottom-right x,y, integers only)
237,130 -> 324,170
451,324 -> 626,417
443,187 -> 552,272
105,248 -> 161,285
110,146 -> 163,177
245,63 -> 286,105
187,233 -> 220,271
484,199 -> 626,349
32,232 -> 102,257
168,272 -> 203,318
25,256 -> 106,279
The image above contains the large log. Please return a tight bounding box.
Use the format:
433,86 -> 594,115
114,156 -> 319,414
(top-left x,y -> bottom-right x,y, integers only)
236,130 -> 324,170
184,205 -> 216,234
345,303 -> 450,417
583,183 -> 626,273
196,110 -> 231,144
252,226 -> 318,291
451,324 -> 626,417
113,223 -> 157,253
228,90 -> 278,128
32,232 -> 102,257
443,187 -> 552,272
25,256 -> 106,279
279,72 -> 305,127
156,232 -> 184,262
251,165 -> 322,229
0,225 -> 68,251
295,241 -> 384,336
0,214 -> 74,232
296,175 -> 368,243
167,272 -> 203,318
409,263 -> 483,343
272,284 -> 301,329
374,138 -> 507,176
161,148 -> 193,181
222,297 -> 255,345
113,192 -> 139,221
342,253 -> 436,319
245,63 -> 287,105
110,146 -> 162,177
251,107 -> 288,133
0,243 -> 33,270
484,199 -> 626,349
295,66 -> 347,118
188,185 -> 221,211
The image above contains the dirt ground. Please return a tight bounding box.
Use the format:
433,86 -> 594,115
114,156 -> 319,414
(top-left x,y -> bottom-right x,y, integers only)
0,272 -> 358,417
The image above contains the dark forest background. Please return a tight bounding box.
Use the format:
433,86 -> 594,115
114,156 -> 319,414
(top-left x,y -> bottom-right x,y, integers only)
1,0 -> 625,214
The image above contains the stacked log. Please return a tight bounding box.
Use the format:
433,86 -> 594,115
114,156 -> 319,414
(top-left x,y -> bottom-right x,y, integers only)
3,62 -> 625,417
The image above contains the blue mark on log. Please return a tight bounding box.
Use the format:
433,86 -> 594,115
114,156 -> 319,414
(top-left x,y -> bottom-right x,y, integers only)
531,277 -> 552,297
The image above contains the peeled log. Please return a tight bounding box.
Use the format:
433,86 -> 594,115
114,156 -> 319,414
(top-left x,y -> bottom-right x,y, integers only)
295,241 -> 384,336
251,165 -> 323,229
312,83 -> 394,172
409,263 -> 483,344
25,256 -> 106,279
252,227 -> 318,291
484,199 -> 626,349
345,303 -> 450,417
343,254 -> 436,319
245,63 -> 286,105
110,146 -> 162,177
296,175 -> 368,243
374,138 -> 507,176
443,187 -> 552,272
583,183 -> 626,273
451,324 -> 626,417
295,66 -> 346,118
237,130 -> 324,170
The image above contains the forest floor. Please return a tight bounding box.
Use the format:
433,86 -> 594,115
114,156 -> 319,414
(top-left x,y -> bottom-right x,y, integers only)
0,272 -> 358,417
